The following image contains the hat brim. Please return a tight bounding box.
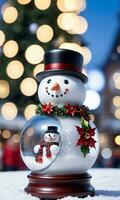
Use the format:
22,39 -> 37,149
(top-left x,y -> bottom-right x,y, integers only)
36,70 -> 88,83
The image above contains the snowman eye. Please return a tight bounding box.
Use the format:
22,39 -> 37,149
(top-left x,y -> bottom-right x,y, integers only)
47,79 -> 51,84
64,79 -> 69,84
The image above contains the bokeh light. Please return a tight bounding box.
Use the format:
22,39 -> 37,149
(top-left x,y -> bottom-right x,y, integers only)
2,130 -> 11,139
29,23 -> 38,34
57,12 -> 77,31
57,0 -> 86,12
36,25 -> 54,43
20,78 -> 37,96
1,102 -> 18,120
3,6 -> 18,24
115,108 -> 120,119
88,70 -> 105,91
33,63 -> 44,76
113,96 -> 120,107
101,148 -> 112,159
115,135 -> 120,145
12,134 -> 20,143
0,80 -> 10,99
84,90 -> 101,110
68,16 -> 88,34
59,43 -> 91,65
25,45 -> 44,64
6,60 -> 24,79
3,40 -> 19,58
17,0 -> 32,5
0,30 -> 5,46
34,0 -> 51,10
117,46 -> 120,54
24,104 -> 37,120
113,72 -> 120,81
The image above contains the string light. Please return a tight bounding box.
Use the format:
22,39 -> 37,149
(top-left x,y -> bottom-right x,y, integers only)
57,12 -> 77,31
101,148 -> 112,159
6,60 -> 24,79
57,0 -> 86,13
3,7 -> 18,24
36,25 -> 54,43
25,45 -> 44,64
115,108 -> 120,119
12,134 -> 20,143
17,0 -> 32,5
34,0 -> 51,10
1,102 -> 18,120
20,78 -> 37,96
59,43 -> 92,65
0,80 -> 10,99
113,96 -> 120,107
68,16 -> 88,34
24,104 -> 37,120
0,30 -> 5,46
115,135 -> 120,145
3,40 -> 19,58
33,63 -> 44,76
2,130 -> 11,139
113,72 -> 120,81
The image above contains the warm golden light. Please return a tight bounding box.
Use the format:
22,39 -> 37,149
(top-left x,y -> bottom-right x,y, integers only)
17,0 -> 32,5
115,108 -> 120,119
3,7 -> 18,24
34,0 -> 51,10
36,25 -> 54,43
24,104 -> 37,120
6,60 -> 24,79
0,80 -> 10,99
25,45 -> 44,64
2,130 -> 11,139
68,16 -> 88,34
12,134 -> 20,143
33,63 -> 44,76
114,78 -> 120,89
113,96 -> 120,107
57,12 -> 77,31
99,133 -> 108,148
113,72 -> 120,81
59,43 -> 91,65
20,78 -> 37,96
57,0 -> 86,12
3,40 -> 19,58
115,135 -> 120,145
0,30 -> 5,46
1,102 -> 18,120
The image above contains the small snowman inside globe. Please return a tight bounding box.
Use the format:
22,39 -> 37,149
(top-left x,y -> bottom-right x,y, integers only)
20,49 -> 99,200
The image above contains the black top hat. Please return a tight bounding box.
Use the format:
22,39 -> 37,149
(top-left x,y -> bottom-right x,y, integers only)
36,49 -> 88,83
45,126 -> 59,134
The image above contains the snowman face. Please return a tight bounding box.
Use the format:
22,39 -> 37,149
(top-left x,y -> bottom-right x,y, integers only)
44,133 -> 60,143
38,75 -> 86,106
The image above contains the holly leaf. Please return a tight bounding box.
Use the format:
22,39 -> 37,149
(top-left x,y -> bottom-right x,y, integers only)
81,146 -> 90,158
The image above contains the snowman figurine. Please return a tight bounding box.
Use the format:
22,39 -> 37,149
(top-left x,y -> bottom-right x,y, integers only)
35,126 -> 61,163
21,49 -> 99,199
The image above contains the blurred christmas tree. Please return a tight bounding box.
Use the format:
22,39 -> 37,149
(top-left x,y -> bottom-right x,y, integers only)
0,0 -> 91,121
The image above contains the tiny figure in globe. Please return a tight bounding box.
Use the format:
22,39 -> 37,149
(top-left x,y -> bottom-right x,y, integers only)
35,126 -> 60,163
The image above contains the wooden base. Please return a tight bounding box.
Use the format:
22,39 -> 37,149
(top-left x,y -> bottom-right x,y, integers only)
25,172 -> 95,199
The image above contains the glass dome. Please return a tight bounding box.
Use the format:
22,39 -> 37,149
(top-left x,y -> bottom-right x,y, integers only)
20,115 -> 62,172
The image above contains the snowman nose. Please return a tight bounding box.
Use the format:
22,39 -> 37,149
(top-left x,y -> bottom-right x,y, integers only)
51,83 -> 60,91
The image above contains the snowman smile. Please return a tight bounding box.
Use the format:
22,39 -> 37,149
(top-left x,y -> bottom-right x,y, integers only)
45,87 -> 69,98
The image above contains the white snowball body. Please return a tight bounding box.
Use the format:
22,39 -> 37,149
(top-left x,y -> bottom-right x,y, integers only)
38,75 -> 86,106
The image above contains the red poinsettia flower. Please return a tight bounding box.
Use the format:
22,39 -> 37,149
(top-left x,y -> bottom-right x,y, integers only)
76,126 -> 96,148
42,103 -> 53,115
65,104 -> 78,116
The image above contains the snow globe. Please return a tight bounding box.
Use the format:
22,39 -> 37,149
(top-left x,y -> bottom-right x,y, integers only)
20,49 -> 99,199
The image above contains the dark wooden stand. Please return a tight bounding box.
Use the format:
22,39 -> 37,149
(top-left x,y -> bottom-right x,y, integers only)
25,172 -> 95,199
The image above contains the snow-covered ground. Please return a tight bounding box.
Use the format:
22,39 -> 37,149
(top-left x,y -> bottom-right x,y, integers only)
0,169 -> 120,200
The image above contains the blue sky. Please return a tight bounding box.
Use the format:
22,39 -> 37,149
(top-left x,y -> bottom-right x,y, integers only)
83,0 -> 120,69
0,0 -> 120,70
